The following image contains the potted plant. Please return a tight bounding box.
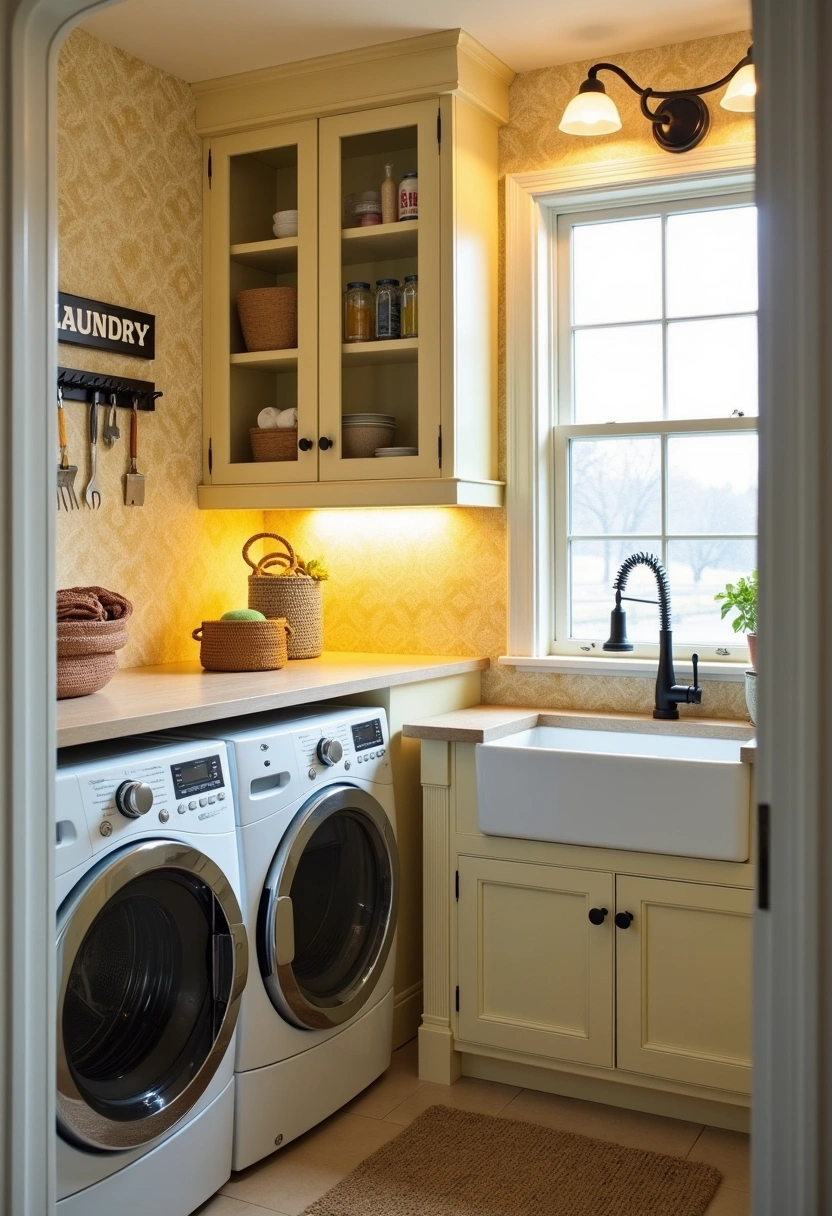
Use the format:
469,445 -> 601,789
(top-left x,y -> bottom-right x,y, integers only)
715,569 -> 758,724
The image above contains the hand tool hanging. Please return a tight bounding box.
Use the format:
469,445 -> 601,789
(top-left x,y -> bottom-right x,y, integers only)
84,392 -> 102,510
56,385 -> 79,511
124,394 -> 146,506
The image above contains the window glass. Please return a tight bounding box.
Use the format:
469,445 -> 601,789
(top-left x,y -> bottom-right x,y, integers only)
573,216 -> 663,325
573,325 -> 663,423
667,316 -> 758,419
570,437 -> 661,534
666,206 -> 757,317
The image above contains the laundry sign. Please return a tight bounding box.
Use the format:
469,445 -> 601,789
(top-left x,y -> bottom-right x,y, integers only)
57,292 -> 156,360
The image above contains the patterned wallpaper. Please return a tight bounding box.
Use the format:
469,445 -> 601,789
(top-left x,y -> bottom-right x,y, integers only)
56,29 -> 261,669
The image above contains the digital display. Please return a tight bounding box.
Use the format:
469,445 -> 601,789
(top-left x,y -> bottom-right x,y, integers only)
351,719 -> 383,751
180,760 -> 211,786
171,754 -> 224,797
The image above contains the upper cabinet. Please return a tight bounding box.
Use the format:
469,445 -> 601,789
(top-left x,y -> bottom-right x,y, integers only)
195,31 -> 514,510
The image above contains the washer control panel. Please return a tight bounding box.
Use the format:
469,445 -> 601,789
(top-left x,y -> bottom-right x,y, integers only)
293,712 -> 390,786
171,753 -> 224,798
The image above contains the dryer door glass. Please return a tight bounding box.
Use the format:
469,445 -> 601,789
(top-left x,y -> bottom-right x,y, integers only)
57,842 -> 247,1152
262,785 -> 399,1030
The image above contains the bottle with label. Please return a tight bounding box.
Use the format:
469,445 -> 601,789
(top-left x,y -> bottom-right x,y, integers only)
401,275 -> 418,338
344,282 -> 373,342
374,279 -> 401,340
381,163 -> 397,225
398,172 -> 418,221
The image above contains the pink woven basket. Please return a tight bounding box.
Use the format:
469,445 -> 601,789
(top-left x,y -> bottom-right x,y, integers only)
57,619 -> 128,699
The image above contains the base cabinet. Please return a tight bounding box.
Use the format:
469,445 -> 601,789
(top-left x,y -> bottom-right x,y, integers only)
615,875 -> 752,1094
457,856 -> 614,1067
455,855 -> 752,1098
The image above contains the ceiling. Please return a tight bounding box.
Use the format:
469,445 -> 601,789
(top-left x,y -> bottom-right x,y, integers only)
82,0 -> 751,82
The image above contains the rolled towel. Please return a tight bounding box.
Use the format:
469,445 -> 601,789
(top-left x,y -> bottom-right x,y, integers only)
256,406 -> 298,429
57,586 -> 133,623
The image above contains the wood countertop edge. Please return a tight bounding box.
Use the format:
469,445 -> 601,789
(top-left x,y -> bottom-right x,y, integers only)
403,705 -> 757,759
57,655 -> 488,749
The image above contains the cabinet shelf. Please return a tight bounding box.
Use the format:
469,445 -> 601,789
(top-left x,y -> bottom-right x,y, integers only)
230,237 -> 298,273
231,349 -> 298,372
342,338 -> 418,366
341,221 -> 418,265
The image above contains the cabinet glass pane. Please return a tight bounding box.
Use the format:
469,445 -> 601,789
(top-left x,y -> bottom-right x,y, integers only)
574,324 -> 663,423
570,437 -> 662,535
573,217 -> 662,326
666,206 -> 758,318
667,316 -> 758,419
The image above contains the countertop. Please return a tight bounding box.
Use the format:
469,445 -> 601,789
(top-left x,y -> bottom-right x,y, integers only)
402,705 -> 757,761
57,653 -> 487,749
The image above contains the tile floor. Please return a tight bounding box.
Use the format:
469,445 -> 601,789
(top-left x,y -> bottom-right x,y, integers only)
196,1039 -> 750,1216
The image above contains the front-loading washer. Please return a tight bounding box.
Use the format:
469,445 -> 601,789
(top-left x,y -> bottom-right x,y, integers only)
55,736 -> 248,1216
169,705 -> 399,1170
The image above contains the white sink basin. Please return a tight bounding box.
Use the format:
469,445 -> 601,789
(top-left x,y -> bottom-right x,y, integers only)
475,726 -> 750,861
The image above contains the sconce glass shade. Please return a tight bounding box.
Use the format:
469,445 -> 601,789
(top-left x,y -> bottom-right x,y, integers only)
559,80 -> 622,136
720,63 -> 756,111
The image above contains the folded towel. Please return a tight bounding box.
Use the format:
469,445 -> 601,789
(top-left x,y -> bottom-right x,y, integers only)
57,586 -> 134,623
257,406 -> 298,430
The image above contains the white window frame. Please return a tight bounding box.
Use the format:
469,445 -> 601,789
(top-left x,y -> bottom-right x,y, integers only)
504,142 -> 756,680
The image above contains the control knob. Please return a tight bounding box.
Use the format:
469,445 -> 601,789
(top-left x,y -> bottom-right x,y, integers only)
316,737 -> 343,767
115,780 -> 154,819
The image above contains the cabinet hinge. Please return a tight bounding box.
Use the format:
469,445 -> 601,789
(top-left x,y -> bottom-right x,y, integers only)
437,107 -> 442,149
208,437 -> 213,475
455,870 -> 459,900
207,147 -> 212,189
438,425 -> 443,469
757,802 -> 770,909
455,986 -> 460,1012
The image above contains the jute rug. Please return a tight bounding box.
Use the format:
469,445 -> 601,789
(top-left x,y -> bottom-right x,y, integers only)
302,1105 -> 722,1216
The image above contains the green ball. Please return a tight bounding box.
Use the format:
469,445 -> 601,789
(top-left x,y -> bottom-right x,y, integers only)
221,608 -> 266,621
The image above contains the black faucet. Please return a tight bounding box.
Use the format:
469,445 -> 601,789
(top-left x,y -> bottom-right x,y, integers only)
602,552 -> 702,720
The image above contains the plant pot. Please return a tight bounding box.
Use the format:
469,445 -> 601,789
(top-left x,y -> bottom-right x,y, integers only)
746,632 -> 757,669
745,669 -> 757,726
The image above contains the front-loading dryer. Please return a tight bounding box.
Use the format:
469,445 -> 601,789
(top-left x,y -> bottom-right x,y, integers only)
55,737 -> 248,1216
169,705 -> 399,1170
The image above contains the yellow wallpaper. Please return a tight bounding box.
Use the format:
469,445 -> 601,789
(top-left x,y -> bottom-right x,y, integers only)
56,29 -> 262,668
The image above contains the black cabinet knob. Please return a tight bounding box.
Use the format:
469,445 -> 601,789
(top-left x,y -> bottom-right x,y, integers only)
318,436 -> 334,451
588,907 -> 608,925
615,911 -> 634,929
298,437 -> 313,452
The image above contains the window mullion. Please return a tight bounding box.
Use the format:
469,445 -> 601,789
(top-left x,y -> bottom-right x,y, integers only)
661,432 -> 668,573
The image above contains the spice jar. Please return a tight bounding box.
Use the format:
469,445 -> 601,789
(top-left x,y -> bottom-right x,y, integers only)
401,275 -> 418,338
344,282 -> 373,343
399,171 -> 418,221
374,279 -> 400,340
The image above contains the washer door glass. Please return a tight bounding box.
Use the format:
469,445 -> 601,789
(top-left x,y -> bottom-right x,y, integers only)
260,785 -> 399,1030
57,842 -> 247,1152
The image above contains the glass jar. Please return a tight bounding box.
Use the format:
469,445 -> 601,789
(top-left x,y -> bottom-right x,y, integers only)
344,281 -> 373,342
401,275 -> 418,338
374,279 -> 400,340
398,171 -> 418,221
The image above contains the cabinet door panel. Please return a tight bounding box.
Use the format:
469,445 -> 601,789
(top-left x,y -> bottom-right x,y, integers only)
318,101 -> 441,481
616,876 -> 752,1094
207,121 -> 318,484
457,856 -> 614,1066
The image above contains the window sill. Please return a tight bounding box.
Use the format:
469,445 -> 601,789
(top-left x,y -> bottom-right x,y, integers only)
498,655 -> 749,682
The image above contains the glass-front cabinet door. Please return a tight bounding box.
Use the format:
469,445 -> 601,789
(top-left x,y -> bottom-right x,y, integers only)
207,121 -> 318,484
318,102 -> 441,482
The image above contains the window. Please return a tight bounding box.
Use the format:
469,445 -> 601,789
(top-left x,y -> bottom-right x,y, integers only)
552,193 -> 758,661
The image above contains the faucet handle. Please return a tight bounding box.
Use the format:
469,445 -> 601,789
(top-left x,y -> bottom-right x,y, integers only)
692,652 -> 699,689
688,652 -> 703,704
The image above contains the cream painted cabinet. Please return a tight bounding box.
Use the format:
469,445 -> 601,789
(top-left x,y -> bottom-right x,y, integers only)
457,856 -> 614,1067
615,876 -> 753,1094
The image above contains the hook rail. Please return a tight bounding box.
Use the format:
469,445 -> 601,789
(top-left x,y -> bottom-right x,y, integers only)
57,366 -> 162,411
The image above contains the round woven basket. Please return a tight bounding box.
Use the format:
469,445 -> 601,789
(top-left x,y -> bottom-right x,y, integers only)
57,618 -> 129,699
243,532 -> 324,660
192,618 -> 292,672
249,427 -> 298,462
342,423 -> 395,459
237,286 -> 298,352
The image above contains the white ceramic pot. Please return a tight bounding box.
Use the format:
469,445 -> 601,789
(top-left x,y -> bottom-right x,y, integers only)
745,669 -> 757,726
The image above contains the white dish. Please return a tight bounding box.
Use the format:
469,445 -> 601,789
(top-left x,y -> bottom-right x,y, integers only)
273,224 -> 298,238
374,447 -> 417,456
342,414 -> 395,426
272,210 -> 298,220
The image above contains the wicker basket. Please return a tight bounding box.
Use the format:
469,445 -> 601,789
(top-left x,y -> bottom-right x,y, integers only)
57,618 -> 129,699
192,618 -> 292,672
249,427 -> 298,462
237,286 -> 298,352
342,423 -> 395,459
243,532 -> 324,660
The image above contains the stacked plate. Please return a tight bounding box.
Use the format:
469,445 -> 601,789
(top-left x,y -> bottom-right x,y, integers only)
375,447 -> 418,457
342,413 -> 396,427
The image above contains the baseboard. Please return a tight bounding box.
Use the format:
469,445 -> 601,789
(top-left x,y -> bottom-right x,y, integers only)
462,1054 -> 750,1133
392,982 -> 423,1050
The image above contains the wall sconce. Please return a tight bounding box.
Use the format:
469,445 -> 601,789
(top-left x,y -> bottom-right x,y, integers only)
559,46 -> 755,153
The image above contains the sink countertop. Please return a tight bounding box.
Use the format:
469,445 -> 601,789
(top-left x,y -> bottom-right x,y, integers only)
57,652 -> 488,749
403,705 -> 756,761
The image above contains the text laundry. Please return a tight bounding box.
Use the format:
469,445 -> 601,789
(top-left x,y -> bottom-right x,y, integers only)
59,304 -> 150,347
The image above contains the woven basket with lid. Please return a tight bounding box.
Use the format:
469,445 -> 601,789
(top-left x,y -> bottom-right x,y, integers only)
244,532 -> 324,660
